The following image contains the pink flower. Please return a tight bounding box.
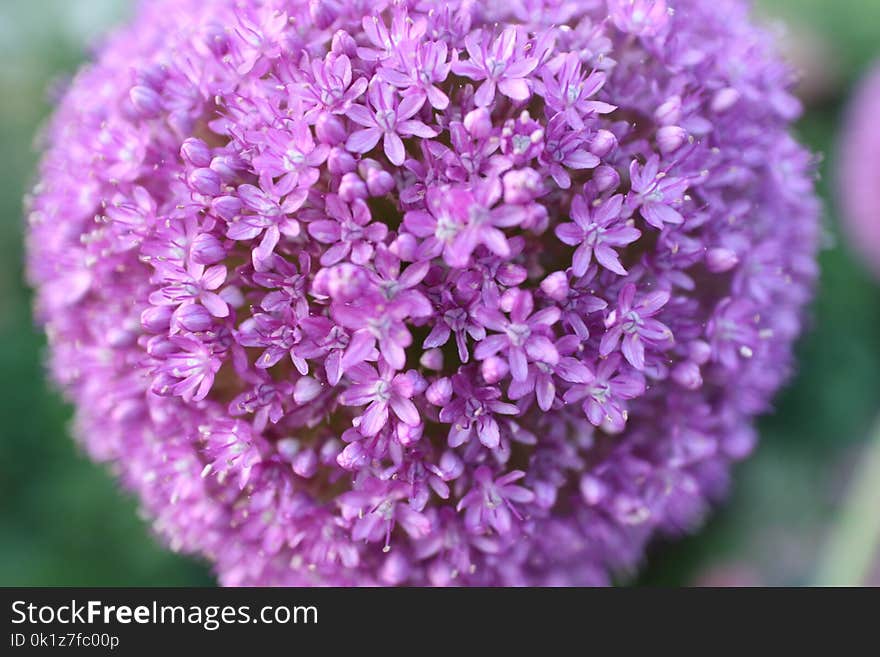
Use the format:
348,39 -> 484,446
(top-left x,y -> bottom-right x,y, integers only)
345,79 -> 437,165
27,0 -> 819,586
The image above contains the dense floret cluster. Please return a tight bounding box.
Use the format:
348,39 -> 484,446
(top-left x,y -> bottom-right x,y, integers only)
27,0 -> 819,585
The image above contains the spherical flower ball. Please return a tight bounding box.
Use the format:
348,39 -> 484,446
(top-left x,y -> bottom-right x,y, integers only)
838,63 -> 880,280
26,0 -> 820,586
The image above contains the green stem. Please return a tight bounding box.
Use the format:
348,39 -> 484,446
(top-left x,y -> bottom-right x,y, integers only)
813,413 -> 880,586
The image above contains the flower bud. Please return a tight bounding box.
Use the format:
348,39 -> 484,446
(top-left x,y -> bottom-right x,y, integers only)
656,125 -> 687,153
706,247 -> 739,273
210,154 -> 244,179
330,28 -> 357,58
360,159 -> 393,196
426,377 -> 452,406
589,129 -> 617,157
463,107 -> 492,139
481,356 -> 509,384
190,233 -> 226,264
316,112 -> 347,145
129,85 -> 161,117
580,475 -> 607,506
688,340 -> 712,365
420,348 -> 444,371
180,138 -> 212,167
396,422 -> 423,446
175,304 -> 214,332
292,449 -> 318,478
592,165 -> 620,192
540,271 -> 569,301
294,377 -> 323,404
711,87 -> 741,113
338,172 -> 368,201
141,305 -> 172,333
327,147 -> 357,175
654,95 -> 682,126
672,361 -> 702,390
188,167 -> 222,196
503,168 -> 541,204
211,195 -> 241,220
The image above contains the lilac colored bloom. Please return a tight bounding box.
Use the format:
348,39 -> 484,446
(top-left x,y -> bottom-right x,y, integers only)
378,40 -> 452,110
149,334 -> 223,403
509,335 -> 583,411
339,479 -> 431,551
457,466 -> 535,535
200,419 -> 264,489
838,63 -> 880,280
27,0 -> 819,586
345,79 -> 437,166
404,179 -> 520,267
307,194 -> 387,266
358,11 -> 427,62
609,0 -> 671,37
599,283 -> 673,370
542,54 -> 616,130
438,373 -> 519,449
562,354 -> 645,432
228,183 -> 304,267
540,115 -> 601,189
250,123 -> 329,191
473,289 -> 561,382
340,363 -> 423,437
555,194 -> 640,276
422,291 -> 486,363
148,262 -> 230,320
451,27 -> 540,107
316,260 -> 432,371
628,155 -> 688,229
300,53 -> 368,116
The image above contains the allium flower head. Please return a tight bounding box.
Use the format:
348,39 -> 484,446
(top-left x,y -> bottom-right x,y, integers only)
27,0 -> 819,585
838,63 -> 880,280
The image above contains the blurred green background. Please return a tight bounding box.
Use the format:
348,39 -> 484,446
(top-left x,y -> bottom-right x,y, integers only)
0,0 -> 878,587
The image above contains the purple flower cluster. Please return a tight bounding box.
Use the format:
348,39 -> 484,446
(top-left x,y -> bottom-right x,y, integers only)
839,63 -> 880,280
27,0 -> 819,585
